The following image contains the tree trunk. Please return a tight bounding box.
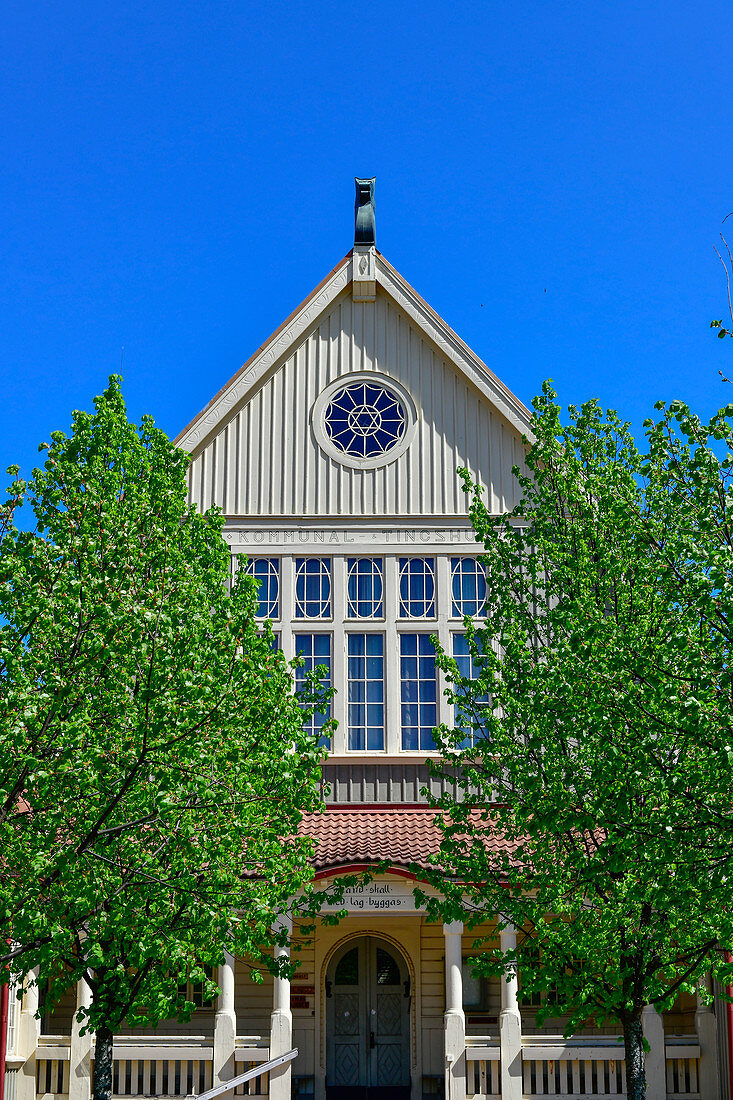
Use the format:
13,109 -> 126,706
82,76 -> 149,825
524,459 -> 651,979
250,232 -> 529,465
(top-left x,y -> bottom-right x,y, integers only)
622,1010 -> 646,1100
93,1022 -> 114,1100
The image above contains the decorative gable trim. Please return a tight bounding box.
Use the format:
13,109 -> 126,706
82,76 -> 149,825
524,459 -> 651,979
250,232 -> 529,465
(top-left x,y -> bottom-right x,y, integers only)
376,253 -> 533,438
176,249 -> 533,455
176,252 -> 352,451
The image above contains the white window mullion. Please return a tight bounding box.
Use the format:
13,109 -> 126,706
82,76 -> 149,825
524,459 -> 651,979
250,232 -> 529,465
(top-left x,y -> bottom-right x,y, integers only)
332,557 -> 347,754
435,554 -> 452,734
385,556 -> 401,754
280,556 -> 294,658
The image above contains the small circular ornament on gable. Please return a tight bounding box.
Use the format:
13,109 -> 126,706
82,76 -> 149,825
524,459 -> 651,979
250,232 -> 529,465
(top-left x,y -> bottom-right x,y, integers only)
312,374 -> 418,469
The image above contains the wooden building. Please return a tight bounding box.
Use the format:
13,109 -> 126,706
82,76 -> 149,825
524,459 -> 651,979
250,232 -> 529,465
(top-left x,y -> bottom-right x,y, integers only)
2,182 -> 725,1100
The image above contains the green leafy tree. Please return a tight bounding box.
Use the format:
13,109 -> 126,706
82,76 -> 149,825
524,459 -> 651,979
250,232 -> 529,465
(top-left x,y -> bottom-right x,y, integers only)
419,384 -> 733,1100
0,378 -> 328,1100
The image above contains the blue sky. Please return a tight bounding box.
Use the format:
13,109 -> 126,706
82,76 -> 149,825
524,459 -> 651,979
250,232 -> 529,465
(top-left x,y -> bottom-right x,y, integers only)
3,0 -> 733,485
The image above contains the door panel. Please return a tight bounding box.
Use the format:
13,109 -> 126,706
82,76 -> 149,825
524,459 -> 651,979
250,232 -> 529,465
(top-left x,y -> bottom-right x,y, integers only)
327,937 -> 409,1099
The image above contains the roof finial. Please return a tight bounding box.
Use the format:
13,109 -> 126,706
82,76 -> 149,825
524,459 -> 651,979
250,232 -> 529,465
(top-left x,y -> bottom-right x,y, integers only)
354,178 -> 376,246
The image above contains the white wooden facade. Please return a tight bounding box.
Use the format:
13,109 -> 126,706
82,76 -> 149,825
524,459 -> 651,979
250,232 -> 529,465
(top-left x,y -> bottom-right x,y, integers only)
4,213 -> 724,1100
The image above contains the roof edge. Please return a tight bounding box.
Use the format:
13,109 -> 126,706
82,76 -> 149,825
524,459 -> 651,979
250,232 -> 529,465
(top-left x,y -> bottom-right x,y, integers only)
175,250 -> 353,450
376,252 -> 534,439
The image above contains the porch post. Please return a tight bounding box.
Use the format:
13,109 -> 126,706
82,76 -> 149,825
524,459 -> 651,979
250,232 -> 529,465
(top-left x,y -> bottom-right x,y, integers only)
498,925 -> 522,1100
443,921 -> 466,1100
269,914 -> 293,1100
642,1005 -> 665,1100
16,969 -> 40,1100
695,978 -> 720,1100
214,952 -> 237,1086
69,978 -> 92,1100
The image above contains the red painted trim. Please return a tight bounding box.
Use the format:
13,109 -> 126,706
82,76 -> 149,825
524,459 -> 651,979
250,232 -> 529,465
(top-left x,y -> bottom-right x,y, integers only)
314,864 -> 418,881
725,952 -> 733,1100
0,978 -> 8,1100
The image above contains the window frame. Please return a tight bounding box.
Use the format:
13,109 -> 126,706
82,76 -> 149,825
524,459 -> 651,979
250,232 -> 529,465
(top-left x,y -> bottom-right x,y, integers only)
294,632 -> 333,748
449,556 -> 487,619
399,632 -> 439,752
242,556 -> 281,620
294,557 -> 333,620
346,630 -> 386,752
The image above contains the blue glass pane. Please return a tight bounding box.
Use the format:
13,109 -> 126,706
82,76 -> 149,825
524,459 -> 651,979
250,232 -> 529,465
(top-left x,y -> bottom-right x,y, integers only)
402,726 -> 417,751
366,655 -> 382,678
366,726 -> 384,750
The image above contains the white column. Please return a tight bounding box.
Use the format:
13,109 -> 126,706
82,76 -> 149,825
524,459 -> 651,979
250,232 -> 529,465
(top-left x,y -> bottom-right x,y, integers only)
269,914 -> 293,1100
498,925 -> 522,1100
69,978 -> 92,1100
16,969 -> 40,1100
443,921 -> 466,1100
642,1005 -> 665,1100
695,980 -> 720,1100
213,952 -> 237,1085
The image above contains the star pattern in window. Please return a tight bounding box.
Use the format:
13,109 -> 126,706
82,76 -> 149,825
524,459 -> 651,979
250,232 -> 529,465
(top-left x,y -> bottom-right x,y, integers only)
324,382 -> 407,459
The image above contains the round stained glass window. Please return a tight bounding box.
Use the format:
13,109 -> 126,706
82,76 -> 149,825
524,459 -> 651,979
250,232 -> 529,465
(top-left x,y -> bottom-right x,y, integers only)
324,381 -> 407,459
312,373 -> 418,469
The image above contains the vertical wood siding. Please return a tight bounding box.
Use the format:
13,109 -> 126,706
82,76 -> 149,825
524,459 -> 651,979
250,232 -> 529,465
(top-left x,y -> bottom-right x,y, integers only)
420,919 -> 445,1076
187,290 -> 526,519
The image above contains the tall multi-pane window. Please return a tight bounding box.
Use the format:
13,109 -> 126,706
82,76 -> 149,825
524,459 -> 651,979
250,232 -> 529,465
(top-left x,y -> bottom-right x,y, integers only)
295,558 -> 332,618
347,557 -> 384,618
7,978 -> 17,1052
295,634 -> 332,747
451,633 -> 488,747
451,557 -> 486,617
398,557 -> 435,618
243,558 -> 280,619
400,633 -> 437,750
347,634 -> 384,750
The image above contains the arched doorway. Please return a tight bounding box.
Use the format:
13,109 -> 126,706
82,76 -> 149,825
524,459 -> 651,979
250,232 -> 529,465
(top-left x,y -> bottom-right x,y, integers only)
326,936 -> 411,1100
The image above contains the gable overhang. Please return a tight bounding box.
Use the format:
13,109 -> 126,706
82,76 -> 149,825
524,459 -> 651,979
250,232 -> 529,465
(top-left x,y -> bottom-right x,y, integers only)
175,249 -> 534,455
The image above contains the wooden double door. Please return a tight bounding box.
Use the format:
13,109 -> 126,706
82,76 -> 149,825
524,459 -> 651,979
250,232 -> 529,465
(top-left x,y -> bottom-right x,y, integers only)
326,937 -> 410,1100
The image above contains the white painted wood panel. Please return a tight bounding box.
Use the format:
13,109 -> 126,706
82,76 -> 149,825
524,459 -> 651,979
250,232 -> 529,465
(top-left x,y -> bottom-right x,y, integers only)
186,290 -> 526,520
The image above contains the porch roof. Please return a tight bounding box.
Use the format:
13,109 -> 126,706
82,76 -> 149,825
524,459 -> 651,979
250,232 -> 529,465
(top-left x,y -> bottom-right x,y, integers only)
299,806 -> 514,874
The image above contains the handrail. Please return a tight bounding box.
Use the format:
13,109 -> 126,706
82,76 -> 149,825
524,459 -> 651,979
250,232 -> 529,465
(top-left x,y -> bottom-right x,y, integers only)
195,1049 -> 298,1100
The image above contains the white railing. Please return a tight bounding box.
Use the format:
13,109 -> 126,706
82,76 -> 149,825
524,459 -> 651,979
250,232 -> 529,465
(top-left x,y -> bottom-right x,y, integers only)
520,1037 -> 701,1099
234,1042 -> 272,1100
112,1055 -> 213,1097
109,1037 -> 214,1099
36,1058 -> 68,1100
37,1037 -> 70,1100
665,1040 -> 700,1100
465,1042 -> 500,1100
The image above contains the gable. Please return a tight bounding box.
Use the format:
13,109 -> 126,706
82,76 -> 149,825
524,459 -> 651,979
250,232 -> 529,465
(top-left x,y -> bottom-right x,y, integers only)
179,252 -> 531,520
